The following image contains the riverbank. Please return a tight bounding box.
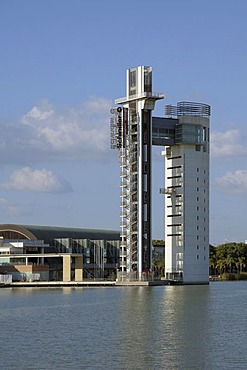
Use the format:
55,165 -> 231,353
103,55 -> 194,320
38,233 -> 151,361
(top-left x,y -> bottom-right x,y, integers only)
210,272 -> 247,281
0,280 -> 169,288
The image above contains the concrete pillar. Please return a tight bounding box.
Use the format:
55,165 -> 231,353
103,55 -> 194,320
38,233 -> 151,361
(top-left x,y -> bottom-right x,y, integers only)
63,255 -> 71,282
41,247 -> 44,265
75,256 -> 83,282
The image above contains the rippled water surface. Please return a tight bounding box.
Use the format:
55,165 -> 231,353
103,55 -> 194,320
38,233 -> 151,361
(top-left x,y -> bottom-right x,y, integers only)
0,282 -> 247,369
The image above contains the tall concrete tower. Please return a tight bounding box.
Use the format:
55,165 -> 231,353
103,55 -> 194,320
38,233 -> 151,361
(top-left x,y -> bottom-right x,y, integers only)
111,67 -> 211,284
110,66 -> 164,280
161,102 -> 211,284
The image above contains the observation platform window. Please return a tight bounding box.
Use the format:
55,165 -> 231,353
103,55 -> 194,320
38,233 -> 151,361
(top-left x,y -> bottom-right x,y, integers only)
175,124 -> 203,144
129,70 -> 136,96
144,68 -> 152,93
152,127 -> 175,140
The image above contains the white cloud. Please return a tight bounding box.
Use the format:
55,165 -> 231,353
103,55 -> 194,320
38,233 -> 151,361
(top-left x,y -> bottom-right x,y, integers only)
0,198 -> 23,216
1,167 -> 72,193
211,129 -> 247,157
215,169 -> 247,194
0,96 -> 114,166
21,100 -> 54,123
83,96 -> 113,115
20,97 -> 112,159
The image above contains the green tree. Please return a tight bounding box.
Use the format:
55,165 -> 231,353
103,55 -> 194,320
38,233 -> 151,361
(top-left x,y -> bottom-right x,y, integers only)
209,245 -> 217,275
225,254 -> 235,273
216,258 -> 225,275
213,242 -> 247,276
236,256 -> 245,273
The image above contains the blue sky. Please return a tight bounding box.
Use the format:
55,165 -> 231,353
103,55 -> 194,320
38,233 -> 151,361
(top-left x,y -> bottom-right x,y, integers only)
0,0 -> 247,245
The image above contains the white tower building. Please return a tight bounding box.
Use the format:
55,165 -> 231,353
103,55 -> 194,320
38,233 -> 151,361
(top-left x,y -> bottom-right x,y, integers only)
162,102 -> 210,284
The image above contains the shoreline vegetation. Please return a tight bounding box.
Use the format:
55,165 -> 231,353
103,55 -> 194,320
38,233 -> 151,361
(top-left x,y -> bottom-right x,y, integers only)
210,272 -> 247,281
209,242 -> 247,281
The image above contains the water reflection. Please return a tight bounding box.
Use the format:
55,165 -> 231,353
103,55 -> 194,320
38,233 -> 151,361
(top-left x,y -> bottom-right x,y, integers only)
114,286 -> 210,369
161,286 -> 211,369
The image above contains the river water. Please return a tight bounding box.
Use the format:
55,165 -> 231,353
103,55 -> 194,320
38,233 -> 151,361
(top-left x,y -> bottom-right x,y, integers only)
0,282 -> 246,369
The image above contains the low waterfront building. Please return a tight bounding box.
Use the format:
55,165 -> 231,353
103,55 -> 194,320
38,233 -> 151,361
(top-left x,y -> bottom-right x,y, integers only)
0,224 -> 120,282
0,237 -> 50,281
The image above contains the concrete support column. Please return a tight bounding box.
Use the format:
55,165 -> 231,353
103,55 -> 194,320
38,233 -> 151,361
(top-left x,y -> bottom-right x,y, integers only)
63,255 -> 71,282
75,256 -> 83,282
41,247 -> 44,265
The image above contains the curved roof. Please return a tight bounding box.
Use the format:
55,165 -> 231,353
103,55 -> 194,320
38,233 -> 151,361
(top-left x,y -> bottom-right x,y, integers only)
0,224 -> 120,243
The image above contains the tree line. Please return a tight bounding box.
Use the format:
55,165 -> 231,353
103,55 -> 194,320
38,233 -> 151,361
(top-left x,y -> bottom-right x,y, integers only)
210,242 -> 247,276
